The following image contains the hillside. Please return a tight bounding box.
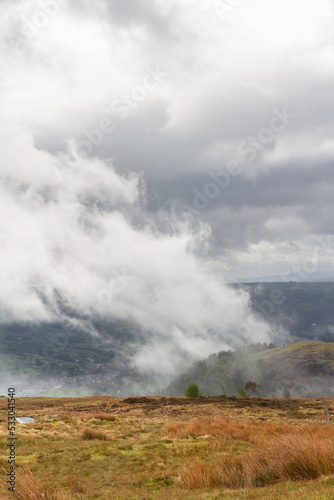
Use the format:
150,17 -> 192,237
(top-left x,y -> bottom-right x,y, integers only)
166,341 -> 334,398
0,319 -> 153,397
1,282 -> 334,396
253,341 -> 334,377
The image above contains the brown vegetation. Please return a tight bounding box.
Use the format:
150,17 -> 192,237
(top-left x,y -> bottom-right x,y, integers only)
181,457 -> 222,489
67,478 -> 86,494
0,395 -> 333,499
14,466 -> 73,499
79,426 -> 108,440
167,417 -> 295,445
181,428 -> 334,489
90,413 -> 117,421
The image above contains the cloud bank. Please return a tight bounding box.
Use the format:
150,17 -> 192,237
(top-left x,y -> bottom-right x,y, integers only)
0,123 -> 272,375
1,0 -> 334,378
1,0 -> 333,282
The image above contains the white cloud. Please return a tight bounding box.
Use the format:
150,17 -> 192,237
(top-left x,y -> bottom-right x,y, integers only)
0,123 -> 271,375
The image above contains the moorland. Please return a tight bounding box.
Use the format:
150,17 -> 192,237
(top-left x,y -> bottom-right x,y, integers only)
1,394 -> 334,499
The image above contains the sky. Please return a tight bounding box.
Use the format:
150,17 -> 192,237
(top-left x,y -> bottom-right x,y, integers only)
0,0 -> 334,375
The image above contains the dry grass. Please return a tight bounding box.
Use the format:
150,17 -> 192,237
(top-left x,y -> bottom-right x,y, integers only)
1,396 -> 333,499
167,417 -> 290,445
181,430 -> 334,490
14,466 -> 73,499
60,414 -> 73,422
167,417 -> 334,445
91,413 -> 117,421
247,432 -> 334,485
79,426 -> 108,440
67,478 -> 86,494
180,457 -> 222,489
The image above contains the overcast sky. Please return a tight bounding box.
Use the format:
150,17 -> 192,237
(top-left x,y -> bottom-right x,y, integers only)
1,0 -> 334,373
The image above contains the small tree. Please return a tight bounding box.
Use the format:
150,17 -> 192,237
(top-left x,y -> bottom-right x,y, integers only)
185,383 -> 202,398
238,387 -> 250,398
245,381 -> 262,396
280,386 -> 291,399
219,383 -> 227,396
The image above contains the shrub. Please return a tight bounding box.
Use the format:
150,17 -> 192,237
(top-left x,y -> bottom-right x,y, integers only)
219,383 -> 226,396
185,383 -> 202,398
245,381 -> 261,396
280,386 -> 292,399
79,426 -> 108,441
238,387 -> 250,398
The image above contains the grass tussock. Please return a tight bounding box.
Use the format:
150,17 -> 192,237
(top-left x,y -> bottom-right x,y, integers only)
181,457 -> 222,489
91,413 -> 117,421
79,426 -> 108,441
14,466 -> 73,499
181,431 -> 334,490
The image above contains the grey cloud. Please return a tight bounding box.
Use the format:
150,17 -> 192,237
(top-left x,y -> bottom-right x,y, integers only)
68,0 -> 174,35
2,0 -> 334,281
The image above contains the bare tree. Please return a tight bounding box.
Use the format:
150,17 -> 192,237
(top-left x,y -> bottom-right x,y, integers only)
244,381 -> 262,396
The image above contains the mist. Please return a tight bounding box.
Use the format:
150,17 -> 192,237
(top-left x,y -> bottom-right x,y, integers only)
0,123 -> 274,387
2,0 -> 333,395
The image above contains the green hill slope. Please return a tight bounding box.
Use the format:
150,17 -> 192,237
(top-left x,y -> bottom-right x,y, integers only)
253,341 -> 334,377
166,341 -> 334,398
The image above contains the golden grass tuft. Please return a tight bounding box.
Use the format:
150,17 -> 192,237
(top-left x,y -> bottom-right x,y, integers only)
257,432 -> 334,483
181,457 -> 222,489
79,426 -> 108,440
13,466 -> 73,499
181,431 -> 334,490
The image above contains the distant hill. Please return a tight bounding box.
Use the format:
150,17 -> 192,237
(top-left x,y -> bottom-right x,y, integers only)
166,341 -> 334,398
0,319 -> 153,397
1,282 -> 334,396
231,282 -> 334,343
224,270 -> 334,283
252,341 -> 334,377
